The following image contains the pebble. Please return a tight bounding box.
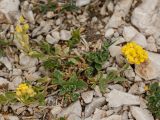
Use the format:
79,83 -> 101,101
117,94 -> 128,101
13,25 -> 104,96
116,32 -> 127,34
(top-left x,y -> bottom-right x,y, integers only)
81,91 -> 94,104
76,0 -> 91,7
60,30 -> 72,41
85,97 -> 106,118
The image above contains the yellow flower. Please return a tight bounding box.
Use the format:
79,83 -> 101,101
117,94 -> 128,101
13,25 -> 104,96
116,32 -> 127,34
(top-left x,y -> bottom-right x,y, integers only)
122,42 -> 148,64
16,25 -> 23,33
144,85 -> 149,91
16,83 -> 36,97
19,16 -> 25,23
23,24 -> 29,31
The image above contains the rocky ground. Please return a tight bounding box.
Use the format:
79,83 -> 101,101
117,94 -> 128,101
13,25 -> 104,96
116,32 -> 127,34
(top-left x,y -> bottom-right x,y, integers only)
0,0 -> 160,120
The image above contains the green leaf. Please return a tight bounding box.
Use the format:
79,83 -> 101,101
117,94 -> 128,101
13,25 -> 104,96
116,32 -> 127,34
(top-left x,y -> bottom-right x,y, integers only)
68,29 -> 81,48
43,58 -> 61,70
52,70 -> 65,86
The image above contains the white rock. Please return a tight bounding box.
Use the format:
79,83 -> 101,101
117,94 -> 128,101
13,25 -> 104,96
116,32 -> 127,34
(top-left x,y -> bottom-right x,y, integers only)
60,30 -> 72,41
107,1 -> 114,12
46,34 -> 59,44
106,89 -> 140,107
7,116 -> 19,120
94,85 -> 102,97
32,21 -> 51,37
19,53 -> 38,68
76,0 -> 91,7
0,57 -> 12,70
92,109 -> 107,120
106,0 -> 133,28
123,26 -> 138,41
105,29 -> 114,38
67,114 -> 81,120
12,69 -> 22,76
135,52 -> 160,80
21,1 -> 35,23
0,0 -> 20,23
85,97 -> 106,118
101,115 -> 122,120
58,100 -> 82,117
81,91 -> 94,104
51,31 -> 60,41
131,0 -> 160,45
0,77 -> 14,90
12,76 -> 22,89
132,33 -> 147,48
51,106 -> 62,116
85,117 -> 92,120
108,84 -> 124,92
109,45 -> 122,57
130,106 -> 154,120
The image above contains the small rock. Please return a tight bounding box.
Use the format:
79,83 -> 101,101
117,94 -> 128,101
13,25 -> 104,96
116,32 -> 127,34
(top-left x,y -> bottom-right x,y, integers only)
32,21 -> 51,37
105,29 -> 114,38
46,34 -> 59,44
76,0 -> 91,7
94,85 -> 102,97
124,66 -> 135,81
51,106 -> 62,116
106,0 -> 133,28
85,97 -> 106,118
21,1 -> 35,23
12,76 -> 22,89
60,30 -> 72,41
130,106 -> 154,120
67,114 -> 81,120
12,69 -> 22,76
109,45 -> 122,57
19,53 -> 38,68
0,0 -> 20,23
107,1 -> 114,12
106,89 -> 140,107
6,116 -> 19,120
0,77 -> 14,90
81,91 -> 94,104
132,33 -> 147,48
135,52 -> 160,80
0,57 -> 12,70
101,115 -> 122,120
108,84 -> 125,92
58,100 -> 82,117
92,109 -> 107,120
123,26 -> 138,41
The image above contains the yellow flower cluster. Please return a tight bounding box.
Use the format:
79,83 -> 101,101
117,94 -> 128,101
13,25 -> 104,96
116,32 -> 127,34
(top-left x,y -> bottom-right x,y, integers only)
122,42 -> 148,64
16,83 -> 36,98
15,16 -> 29,33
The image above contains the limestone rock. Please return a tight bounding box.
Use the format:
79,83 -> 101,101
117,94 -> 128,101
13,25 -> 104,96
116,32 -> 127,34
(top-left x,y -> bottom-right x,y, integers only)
130,106 -> 154,120
131,0 -> 160,45
85,97 -> 106,118
106,0 -> 133,28
58,100 -> 82,118
106,89 -> 140,107
0,57 -> 12,70
0,0 -> 20,23
101,115 -> 122,120
60,30 -> 72,41
76,0 -> 91,7
81,91 -> 94,104
135,52 -> 160,80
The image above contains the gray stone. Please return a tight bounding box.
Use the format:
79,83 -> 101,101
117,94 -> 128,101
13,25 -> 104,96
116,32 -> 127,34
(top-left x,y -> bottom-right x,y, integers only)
109,45 -> 122,57
58,100 -> 82,117
106,89 -> 140,107
105,29 -> 114,38
60,30 -> 72,41
92,108 -> 107,120
46,34 -> 59,44
0,0 -> 20,23
81,91 -> 94,104
51,106 -> 62,116
135,52 -> 160,80
101,115 -> 122,120
130,106 -> 154,120
67,114 -> 81,120
76,0 -> 91,7
106,0 -> 133,28
85,97 -> 106,118
0,57 -> 12,70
